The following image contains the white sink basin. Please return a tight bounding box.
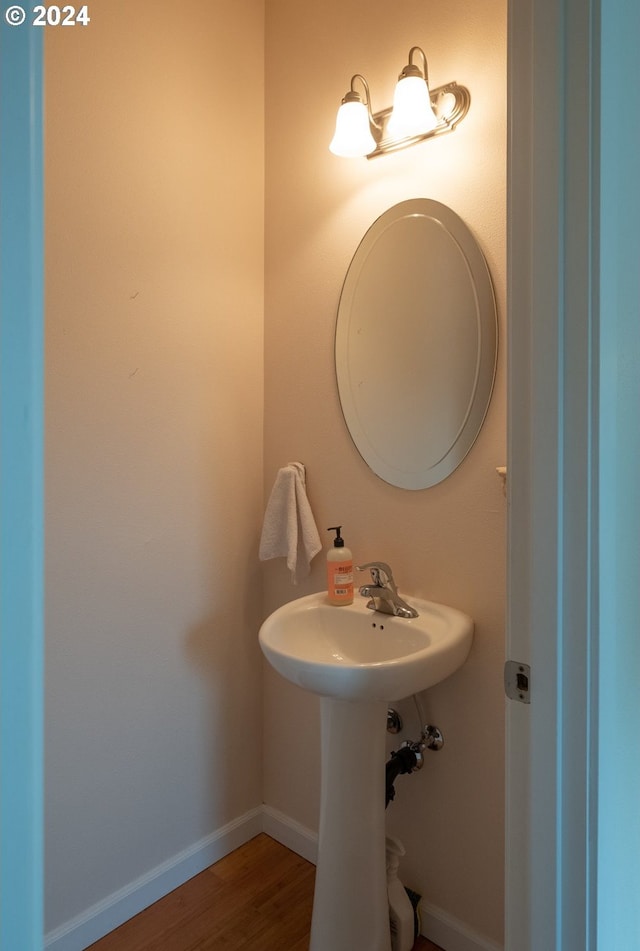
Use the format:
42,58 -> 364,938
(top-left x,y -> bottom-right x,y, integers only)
259,591 -> 473,701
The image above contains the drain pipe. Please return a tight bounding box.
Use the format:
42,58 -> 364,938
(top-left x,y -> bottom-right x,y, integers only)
385,701 -> 445,808
385,745 -> 420,807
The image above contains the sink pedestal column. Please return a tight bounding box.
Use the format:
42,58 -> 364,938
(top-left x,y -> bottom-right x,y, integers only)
310,697 -> 391,951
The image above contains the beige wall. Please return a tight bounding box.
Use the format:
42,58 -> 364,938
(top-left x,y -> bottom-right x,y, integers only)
45,0 -> 506,943
263,0 -> 506,944
45,0 -> 264,931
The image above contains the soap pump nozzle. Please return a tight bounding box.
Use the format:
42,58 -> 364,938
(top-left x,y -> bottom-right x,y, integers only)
327,525 -> 345,548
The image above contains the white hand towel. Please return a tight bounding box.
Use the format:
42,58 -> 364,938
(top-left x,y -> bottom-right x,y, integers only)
259,463 -> 322,582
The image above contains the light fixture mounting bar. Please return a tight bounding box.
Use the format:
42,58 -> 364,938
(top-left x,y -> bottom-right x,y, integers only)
367,81 -> 471,159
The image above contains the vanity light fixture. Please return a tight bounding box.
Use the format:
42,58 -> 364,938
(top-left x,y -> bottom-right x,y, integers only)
329,74 -> 379,157
329,45 -> 470,159
386,47 -> 438,138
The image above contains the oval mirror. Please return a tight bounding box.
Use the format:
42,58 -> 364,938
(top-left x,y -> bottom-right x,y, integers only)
335,198 -> 497,489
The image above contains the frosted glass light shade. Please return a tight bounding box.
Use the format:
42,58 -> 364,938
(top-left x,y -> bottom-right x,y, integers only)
387,75 -> 438,138
329,100 -> 377,157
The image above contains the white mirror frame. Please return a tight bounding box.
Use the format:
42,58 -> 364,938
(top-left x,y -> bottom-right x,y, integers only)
335,198 -> 498,489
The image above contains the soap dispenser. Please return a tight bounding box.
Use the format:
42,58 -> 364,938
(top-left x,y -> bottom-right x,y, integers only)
326,526 -> 353,605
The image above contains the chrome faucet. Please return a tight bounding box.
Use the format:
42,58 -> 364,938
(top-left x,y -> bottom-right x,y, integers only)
356,562 -> 419,619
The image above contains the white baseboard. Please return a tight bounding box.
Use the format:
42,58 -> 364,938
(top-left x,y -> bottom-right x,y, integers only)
260,803 -> 318,864
45,805 -> 502,951
419,900 -> 503,951
44,807 -> 263,951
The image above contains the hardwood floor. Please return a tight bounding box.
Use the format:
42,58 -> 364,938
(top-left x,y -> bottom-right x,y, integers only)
87,834 -> 443,950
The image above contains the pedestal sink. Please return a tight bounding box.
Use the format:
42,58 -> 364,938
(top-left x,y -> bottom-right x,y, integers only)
259,592 -> 473,951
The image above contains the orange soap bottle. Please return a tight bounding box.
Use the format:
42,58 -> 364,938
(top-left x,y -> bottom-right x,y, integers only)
326,526 -> 354,605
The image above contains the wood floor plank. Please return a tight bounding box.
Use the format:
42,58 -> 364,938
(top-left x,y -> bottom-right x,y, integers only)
86,833 -> 442,951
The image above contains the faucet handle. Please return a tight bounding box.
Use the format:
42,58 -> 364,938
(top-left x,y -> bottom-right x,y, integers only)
356,561 -> 397,591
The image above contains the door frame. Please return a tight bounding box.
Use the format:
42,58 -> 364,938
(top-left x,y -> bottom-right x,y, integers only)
0,14 -> 45,950
507,0 -> 599,945
507,0 -> 640,946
